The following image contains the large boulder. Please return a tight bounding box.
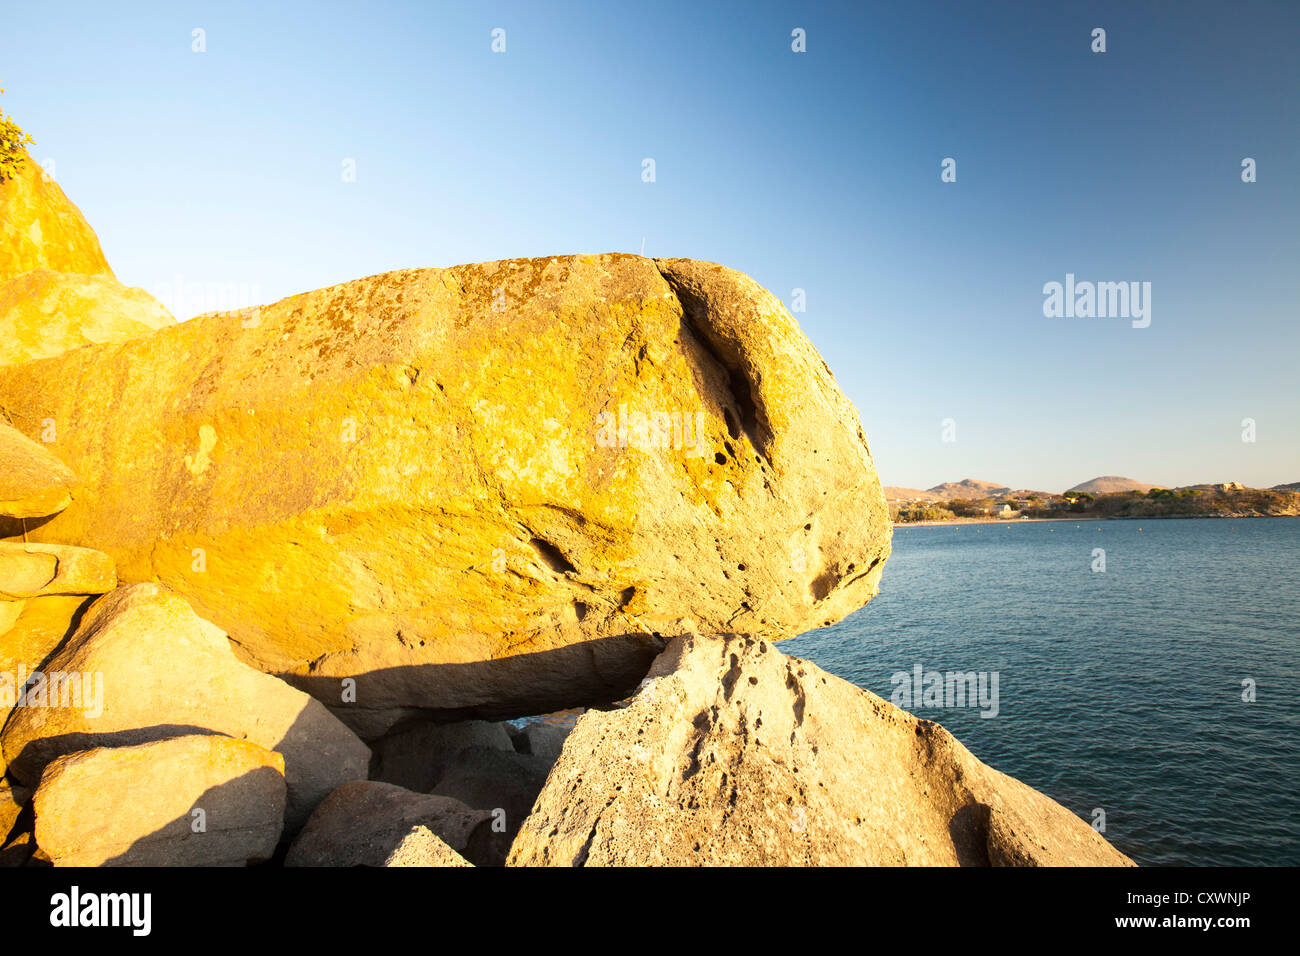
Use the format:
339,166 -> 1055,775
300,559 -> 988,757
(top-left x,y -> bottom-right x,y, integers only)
507,634 -> 1135,867
1,583 -> 370,832
0,418 -> 77,519
0,151 -> 112,283
0,255 -> 890,733
0,270 -> 174,367
285,780 -> 503,867
32,734 -> 285,866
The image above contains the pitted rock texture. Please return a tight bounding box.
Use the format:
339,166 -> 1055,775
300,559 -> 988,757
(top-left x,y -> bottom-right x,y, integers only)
507,634 -> 1135,867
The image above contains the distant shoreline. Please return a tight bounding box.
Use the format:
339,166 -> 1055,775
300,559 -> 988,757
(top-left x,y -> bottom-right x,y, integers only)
895,514 -> 1296,528
896,516 -> 1105,528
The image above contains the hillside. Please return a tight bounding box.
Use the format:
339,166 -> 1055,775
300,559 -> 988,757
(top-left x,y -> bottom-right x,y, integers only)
1066,476 -> 1157,495
882,486 -> 940,502
926,478 -> 1010,500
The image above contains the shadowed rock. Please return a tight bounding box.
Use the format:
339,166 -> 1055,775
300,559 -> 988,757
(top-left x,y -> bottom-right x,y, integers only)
286,780 -> 505,867
0,781 -> 27,848
33,734 -> 285,866
430,746 -> 552,847
371,718 -> 515,792
0,254 -> 890,732
512,720 -> 572,767
507,634 -> 1135,867
1,583 -> 370,832
0,829 -> 40,867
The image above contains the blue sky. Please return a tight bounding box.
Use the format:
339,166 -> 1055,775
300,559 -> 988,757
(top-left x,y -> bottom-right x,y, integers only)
3,0 -> 1296,492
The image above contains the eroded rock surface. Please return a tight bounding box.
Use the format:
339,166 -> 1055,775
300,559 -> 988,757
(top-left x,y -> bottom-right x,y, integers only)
507,634 -> 1135,867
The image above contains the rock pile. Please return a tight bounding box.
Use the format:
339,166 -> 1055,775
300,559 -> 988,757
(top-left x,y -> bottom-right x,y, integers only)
0,157 -> 1135,867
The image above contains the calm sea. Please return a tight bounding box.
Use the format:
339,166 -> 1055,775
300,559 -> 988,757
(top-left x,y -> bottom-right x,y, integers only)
785,516 -> 1300,866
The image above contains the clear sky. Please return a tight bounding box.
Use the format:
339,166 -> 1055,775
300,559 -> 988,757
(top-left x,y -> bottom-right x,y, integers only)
3,0 -> 1296,492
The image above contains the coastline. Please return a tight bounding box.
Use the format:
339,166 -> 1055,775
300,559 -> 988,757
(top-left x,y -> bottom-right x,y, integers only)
895,516 -> 1105,528
893,513 -> 1296,528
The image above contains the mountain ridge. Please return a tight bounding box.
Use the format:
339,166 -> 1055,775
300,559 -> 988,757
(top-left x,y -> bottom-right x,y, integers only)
883,475 -> 1295,501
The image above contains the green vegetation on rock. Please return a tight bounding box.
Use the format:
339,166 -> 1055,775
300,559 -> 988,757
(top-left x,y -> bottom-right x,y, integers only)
0,87 -> 34,183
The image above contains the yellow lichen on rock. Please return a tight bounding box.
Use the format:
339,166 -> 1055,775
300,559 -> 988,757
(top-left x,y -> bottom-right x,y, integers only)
0,417 -> 78,518
0,150 -> 113,283
0,254 -> 890,733
0,269 -> 174,366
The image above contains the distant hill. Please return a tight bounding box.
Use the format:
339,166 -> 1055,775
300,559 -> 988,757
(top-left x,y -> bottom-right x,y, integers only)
1066,476 -> 1157,495
926,478 -> 1010,500
1002,488 -> 1057,500
882,486 -> 940,502
886,480 -> 1047,501
889,475 -> 1290,500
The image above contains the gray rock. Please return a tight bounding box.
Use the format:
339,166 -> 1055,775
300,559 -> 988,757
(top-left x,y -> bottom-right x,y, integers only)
381,825 -> 472,867
516,721 -> 572,766
432,746 -> 552,847
286,780 -> 506,867
371,719 -> 514,792
508,634 -> 1136,867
